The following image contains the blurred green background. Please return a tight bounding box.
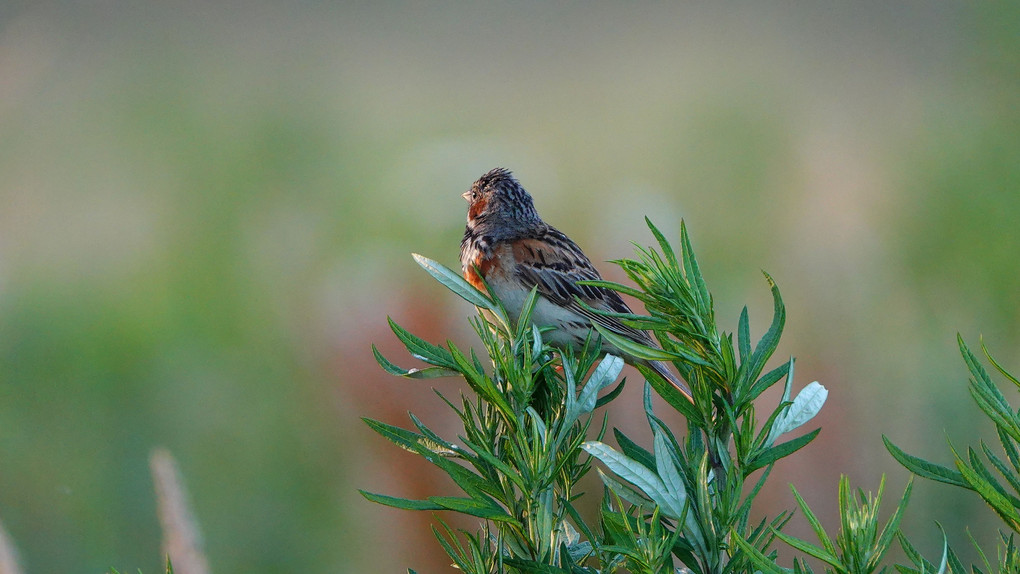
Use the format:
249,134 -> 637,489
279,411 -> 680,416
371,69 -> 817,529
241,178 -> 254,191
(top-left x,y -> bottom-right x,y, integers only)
0,1 -> 1017,572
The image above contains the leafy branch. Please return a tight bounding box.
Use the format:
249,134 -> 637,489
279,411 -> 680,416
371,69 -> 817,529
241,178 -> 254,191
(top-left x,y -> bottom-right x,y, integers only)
365,219 -> 826,573
887,337 -> 1020,573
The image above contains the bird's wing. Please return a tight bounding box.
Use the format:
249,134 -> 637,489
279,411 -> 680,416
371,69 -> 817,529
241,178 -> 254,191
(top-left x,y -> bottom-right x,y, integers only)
509,227 -> 654,345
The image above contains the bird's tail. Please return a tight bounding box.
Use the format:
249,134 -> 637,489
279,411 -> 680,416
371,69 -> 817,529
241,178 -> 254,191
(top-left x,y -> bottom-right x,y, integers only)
648,360 -> 694,404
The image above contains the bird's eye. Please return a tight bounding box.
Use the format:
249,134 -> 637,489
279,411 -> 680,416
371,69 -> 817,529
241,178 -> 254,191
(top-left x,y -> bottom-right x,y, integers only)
471,190 -> 479,200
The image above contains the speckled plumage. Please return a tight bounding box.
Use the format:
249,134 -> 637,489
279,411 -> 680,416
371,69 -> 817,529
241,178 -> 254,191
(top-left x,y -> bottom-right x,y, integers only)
459,168 -> 692,399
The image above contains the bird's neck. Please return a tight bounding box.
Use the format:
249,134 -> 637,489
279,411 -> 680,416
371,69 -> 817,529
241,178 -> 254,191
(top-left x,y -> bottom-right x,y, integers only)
466,215 -> 544,244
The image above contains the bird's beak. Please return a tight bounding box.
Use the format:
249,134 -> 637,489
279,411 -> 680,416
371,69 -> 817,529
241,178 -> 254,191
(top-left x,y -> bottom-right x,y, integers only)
461,191 -> 472,201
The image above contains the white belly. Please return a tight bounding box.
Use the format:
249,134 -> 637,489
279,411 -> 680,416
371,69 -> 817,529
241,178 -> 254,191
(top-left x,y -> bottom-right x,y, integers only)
487,280 -> 591,349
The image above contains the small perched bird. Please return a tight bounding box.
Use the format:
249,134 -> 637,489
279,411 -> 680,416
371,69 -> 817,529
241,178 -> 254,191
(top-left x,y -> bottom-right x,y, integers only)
459,167 -> 692,400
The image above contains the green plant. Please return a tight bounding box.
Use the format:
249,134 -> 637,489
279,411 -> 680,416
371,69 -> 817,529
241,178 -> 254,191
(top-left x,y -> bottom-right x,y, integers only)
737,475 -> 914,574
578,220 -> 827,574
886,337 -> 1020,574
368,252 -> 620,570
886,338 -> 1020,533
365,219 -> 826,573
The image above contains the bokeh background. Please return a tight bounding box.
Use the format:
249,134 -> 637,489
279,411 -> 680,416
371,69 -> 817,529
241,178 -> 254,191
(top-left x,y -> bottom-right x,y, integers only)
0,2 -> 1017,572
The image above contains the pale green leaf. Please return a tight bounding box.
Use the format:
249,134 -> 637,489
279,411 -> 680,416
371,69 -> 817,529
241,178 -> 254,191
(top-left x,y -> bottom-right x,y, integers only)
582,441 -> 684,519
766,381 -> 827,446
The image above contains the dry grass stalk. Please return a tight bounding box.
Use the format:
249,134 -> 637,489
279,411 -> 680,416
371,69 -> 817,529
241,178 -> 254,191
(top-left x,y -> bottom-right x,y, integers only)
150,448 -> 210,574
0,516 -> 22,574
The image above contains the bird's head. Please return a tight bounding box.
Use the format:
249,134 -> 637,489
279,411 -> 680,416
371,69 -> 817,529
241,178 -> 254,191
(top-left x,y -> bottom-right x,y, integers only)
463,168 -> 541,230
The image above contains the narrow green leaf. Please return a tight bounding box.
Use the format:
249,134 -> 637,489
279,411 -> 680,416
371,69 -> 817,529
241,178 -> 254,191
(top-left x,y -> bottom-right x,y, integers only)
746,271 -> 786,381
360,490 -> 445,511
373,345 -> 460,379
431,522 -> 472,571
965,446 -> 1020,510
448,342 -> 515,421
747,361 -> 792,402
372,344 -> 411,376
969,382 -> 1020,442
947,544 -> 966,574
502,558 -> 572,574
595,468 -> 654,508
730,530 -> 790,574
591,323 -> 683,362
575,279 -> 647,300
405,366 -> 461,379
368,418 -> 493,497
934,526 -> 950,574
621,316 -> 674,331
897,531 -> 930,574
883,436 -> 969,488
428,455 -> 492,498
363,418 -> 423,452
999,427 -> 1020,474
774,530 -> 843,569
639,365 -> 700,421
959,335 -> 992,386
407,413 -> 459,454
678,220 -> 710,311
747,429 -> 821,473
515,285 -> 541,338
982,339 -> 1020,390
954,450 -> 1020,526
412,253 -> 497,311
645,217 -> 680,269
959,337 -> 1020,442
386,317 -> 458,370
613,428 -> 656,472
594,378 -> 626,409
790,484 -> 839,558
753,399 -> 794,457
738,306 -> 752,365
562,499 -> 598,554
981,441 -> 1020,498
573,298 -> 668,329
429,496 -> 515,522
874,478 -> 914,564
642,385 -> 692,469
736,465 -> 776,524
459,437 -> 526,490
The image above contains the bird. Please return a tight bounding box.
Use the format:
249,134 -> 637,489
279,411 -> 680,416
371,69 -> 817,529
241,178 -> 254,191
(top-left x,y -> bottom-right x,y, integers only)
459,167 -> 692,401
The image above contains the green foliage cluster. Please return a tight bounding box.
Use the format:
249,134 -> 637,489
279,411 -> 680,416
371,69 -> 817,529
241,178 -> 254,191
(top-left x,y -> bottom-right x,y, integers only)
366,219 -> 1020,574
888,338 -> 1020,574
367,220 -> 824,573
